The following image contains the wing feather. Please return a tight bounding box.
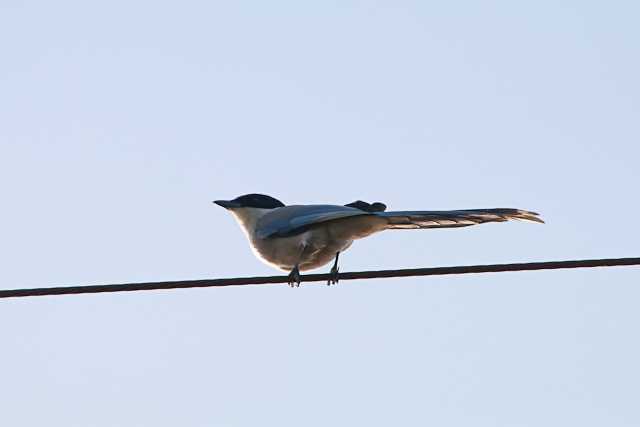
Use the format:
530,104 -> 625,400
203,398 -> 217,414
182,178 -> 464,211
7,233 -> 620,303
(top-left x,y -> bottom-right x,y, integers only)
256,205 -> 370,238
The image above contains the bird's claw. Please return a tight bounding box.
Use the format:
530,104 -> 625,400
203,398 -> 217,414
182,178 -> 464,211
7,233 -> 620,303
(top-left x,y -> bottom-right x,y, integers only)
287,266 -> 301,288
327,265 -> 339,286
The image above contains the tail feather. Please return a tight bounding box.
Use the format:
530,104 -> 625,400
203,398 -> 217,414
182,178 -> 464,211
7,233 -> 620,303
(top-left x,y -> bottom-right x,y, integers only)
379,208 -> 544,230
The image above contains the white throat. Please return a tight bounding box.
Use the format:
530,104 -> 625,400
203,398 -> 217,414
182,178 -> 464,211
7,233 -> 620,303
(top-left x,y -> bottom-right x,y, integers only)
228,207 -> 273,240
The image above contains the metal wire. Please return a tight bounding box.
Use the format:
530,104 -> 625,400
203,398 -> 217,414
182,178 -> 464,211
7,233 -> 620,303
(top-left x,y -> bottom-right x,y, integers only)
1,257 -> 638,300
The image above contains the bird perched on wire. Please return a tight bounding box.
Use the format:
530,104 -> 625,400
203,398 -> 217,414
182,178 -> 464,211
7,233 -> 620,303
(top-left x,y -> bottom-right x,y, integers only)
214,194 -> 543,287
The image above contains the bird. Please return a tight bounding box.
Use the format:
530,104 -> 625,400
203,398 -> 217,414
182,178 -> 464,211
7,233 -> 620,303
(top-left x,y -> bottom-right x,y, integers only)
214,193 -> 544,287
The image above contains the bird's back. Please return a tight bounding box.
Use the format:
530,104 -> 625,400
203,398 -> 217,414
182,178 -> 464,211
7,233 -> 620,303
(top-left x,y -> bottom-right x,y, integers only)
255,204 -> 371,239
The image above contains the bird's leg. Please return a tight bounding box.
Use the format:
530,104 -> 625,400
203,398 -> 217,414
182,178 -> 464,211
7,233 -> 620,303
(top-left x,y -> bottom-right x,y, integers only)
287,265 -> 301,288
287,243 -> 307,288
327,252 -> 340,286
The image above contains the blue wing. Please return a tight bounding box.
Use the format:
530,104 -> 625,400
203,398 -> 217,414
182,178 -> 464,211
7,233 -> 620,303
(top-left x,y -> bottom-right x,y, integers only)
255,205 -> 371,239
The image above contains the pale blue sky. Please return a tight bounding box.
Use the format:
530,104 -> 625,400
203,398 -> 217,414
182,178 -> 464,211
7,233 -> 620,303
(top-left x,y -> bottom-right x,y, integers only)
1,1 -> 639,426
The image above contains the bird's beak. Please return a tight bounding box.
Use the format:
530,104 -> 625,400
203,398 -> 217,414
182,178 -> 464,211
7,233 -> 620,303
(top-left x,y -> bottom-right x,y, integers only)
213,200 -> 241,209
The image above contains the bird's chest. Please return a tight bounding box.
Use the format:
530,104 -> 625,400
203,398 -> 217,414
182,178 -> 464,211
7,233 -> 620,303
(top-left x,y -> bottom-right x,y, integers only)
249,232 -> 311,270
249,230 -> 350,271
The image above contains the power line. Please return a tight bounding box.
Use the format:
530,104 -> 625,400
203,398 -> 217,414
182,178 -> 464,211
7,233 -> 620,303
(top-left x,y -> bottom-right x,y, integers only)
1,257 -> 638,300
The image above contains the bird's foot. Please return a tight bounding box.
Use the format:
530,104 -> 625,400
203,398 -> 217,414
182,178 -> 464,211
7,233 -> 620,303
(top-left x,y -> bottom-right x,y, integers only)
327,265 -> 339,286
287,266 -> 301,288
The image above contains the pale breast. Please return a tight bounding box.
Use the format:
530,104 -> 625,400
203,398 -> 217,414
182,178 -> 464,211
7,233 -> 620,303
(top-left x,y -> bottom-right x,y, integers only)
248,215 -> 388,272
249,232 -> 313,271
250,228 -> 352,272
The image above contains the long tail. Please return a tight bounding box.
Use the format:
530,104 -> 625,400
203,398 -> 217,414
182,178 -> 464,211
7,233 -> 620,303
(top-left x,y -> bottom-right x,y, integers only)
378,208 -> 544,229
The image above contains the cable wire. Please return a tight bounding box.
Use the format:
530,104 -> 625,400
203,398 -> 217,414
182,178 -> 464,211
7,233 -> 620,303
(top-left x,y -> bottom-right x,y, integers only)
1,257 -> 638,300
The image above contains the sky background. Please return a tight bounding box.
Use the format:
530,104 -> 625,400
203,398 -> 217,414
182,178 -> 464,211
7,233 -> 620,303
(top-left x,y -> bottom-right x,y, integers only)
1,1 -> 639,426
